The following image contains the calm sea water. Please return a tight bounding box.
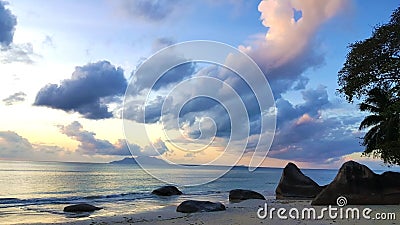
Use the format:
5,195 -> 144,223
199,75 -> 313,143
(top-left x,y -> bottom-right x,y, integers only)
0,160 -> 338,224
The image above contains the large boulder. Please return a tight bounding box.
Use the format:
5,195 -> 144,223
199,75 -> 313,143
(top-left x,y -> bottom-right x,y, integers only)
64,203 -> 102,212
176,200 -> 226,213
229,189 -> 265,202
276,162 -> 324,199
152,185 -> 182,196
312,161 -> 400,205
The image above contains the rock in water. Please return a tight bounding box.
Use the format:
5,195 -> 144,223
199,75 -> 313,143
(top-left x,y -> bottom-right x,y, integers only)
152,185 -> 182,196
312,161 -> 400,205
64,203 -> 102,212
229,189 -> 265,202
276,162 -> 324,199
176,200 -> 226,213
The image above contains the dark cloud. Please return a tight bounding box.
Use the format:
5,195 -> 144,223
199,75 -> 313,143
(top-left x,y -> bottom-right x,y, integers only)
263,43 -> 325,98
276,86 -> 330,126
263,86 -> 363,163
0,0 -> 16,47
34,61 -> 127,119
123,95 -> 171,124
179,97 -> 232,138
152,62 -> 197,91
269,116 -> 363,162
130,59 -> 196,95
0,1 -> 35,64
239,83 -> 364,163
2,91 -> 26,105
114,0 -> 182,23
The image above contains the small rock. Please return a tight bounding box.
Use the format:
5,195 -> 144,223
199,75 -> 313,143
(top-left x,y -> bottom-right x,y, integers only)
152,185 -> 182,196
176,200 -> 226,213
229,189 -> 265,202
63,203 -> 102,212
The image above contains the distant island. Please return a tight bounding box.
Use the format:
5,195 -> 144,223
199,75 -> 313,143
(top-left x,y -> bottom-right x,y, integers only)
110,156 -> 169,166
109,157 -> 138,164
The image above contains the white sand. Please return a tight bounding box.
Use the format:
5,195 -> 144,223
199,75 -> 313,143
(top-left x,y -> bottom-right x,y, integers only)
30,199 -> 399,225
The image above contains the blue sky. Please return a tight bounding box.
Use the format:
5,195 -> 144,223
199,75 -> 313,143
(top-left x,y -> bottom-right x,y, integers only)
0,0 -> 399,169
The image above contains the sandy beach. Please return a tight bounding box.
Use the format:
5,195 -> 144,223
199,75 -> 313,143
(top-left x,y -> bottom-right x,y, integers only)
30,199 -> 399,225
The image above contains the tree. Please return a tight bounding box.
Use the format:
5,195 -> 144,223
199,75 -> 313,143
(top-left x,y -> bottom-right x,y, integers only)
338,7 -> 400,102
358,87 -> 400,165
338,7 -> 400,165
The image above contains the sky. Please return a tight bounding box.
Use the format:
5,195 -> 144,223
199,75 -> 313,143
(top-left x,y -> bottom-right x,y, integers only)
0,0 -> 399,169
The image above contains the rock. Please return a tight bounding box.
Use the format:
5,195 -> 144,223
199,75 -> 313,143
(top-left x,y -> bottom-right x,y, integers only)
312,161 -> 400,205
276,162 -> 324,199
63,203 -> 102,212
152,185 -> 182,196
176,200 -> 226,213
229,189 -> 265,202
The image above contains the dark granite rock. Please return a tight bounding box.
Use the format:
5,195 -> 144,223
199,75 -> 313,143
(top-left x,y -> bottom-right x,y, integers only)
276,162 -> 324,199
312,161 -> 400,205
176,200 -> 226,213
63,203 -> 102,212
229,189 -> 265,202
152,185 -> 182,196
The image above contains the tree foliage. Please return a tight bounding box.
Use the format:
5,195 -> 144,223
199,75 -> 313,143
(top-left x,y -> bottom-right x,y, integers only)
338,7 -> 400,165
338,7 -> 400,102
358,87 -> 400,165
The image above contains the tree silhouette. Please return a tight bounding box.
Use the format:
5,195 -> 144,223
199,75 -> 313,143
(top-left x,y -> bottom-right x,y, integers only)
358,87 -> 400,165
338,7 -> 400,102
338,7 -> 400,165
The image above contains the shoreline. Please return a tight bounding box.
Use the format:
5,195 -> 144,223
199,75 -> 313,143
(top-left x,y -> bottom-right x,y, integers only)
5,161 -> 400,225
27,199 -> 399,225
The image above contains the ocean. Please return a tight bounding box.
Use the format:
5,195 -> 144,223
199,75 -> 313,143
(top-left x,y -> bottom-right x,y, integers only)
0,160 -> 339,224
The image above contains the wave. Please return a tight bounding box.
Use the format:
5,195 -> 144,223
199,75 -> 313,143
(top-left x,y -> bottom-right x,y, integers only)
0,192 -> 152,209
0,189 -> 232,209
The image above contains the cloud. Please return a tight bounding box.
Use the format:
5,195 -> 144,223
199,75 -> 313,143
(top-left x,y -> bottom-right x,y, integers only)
276,85 -> 330,125
2,91 -> 26,105
0,1 -> 16,47
239,0 -> 346,97
42,35 -> 55,48
34,61 -> 127,119
129,55 -> 196,95
58,121 -> 130,156
0,1 -> 37,64
245,0 -> 346,67
122,0 -> 359,166
264,86 -> 364,163
130,138 -> 169,157
0,43 -> 36,64
59,121 -> 170,157
111,0 -> 183,23
124,95 -> 171,124
0,131 -> 65,161
269,116 -> 363,162
152,37 -> 175,52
